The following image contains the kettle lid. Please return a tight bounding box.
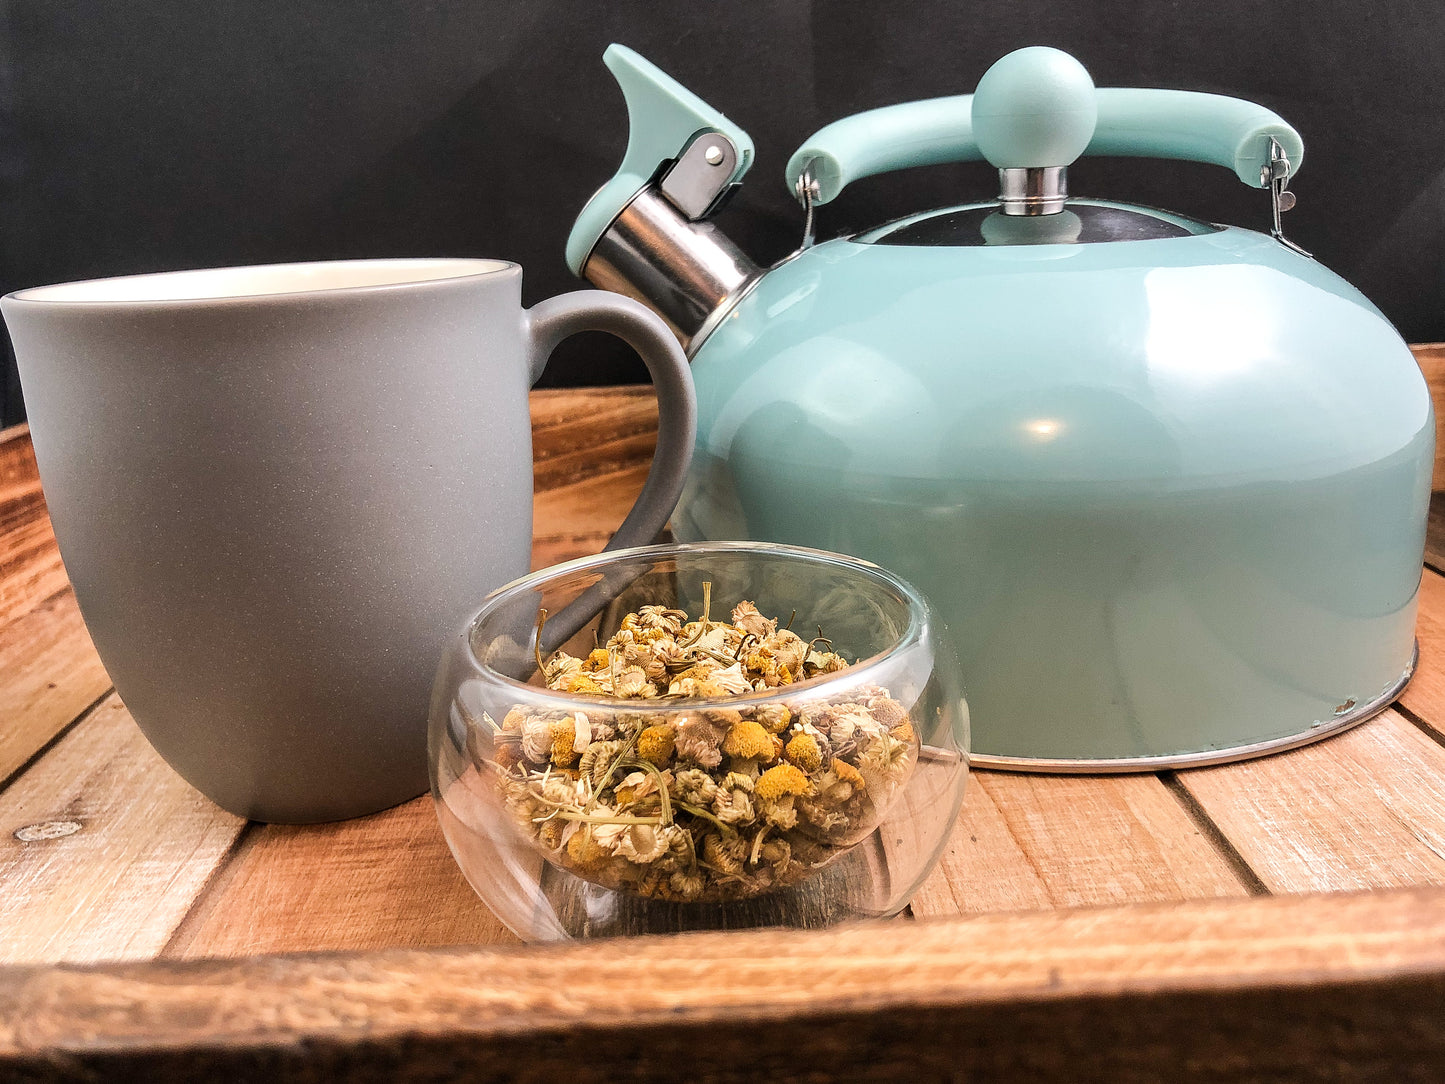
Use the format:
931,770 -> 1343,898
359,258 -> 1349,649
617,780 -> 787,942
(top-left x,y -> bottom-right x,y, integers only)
854,199 -> 1221,248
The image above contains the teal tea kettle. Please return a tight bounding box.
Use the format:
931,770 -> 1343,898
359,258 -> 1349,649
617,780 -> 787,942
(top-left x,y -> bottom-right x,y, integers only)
565,45 -> 1433,770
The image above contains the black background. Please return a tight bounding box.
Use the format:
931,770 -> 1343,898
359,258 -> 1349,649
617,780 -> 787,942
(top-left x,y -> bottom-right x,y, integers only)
3,1 -> 1444,426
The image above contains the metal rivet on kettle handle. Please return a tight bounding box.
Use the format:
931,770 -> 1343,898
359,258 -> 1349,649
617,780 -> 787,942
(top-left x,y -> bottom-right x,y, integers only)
1265,137 -> 1310,257
792,168 -> 820,255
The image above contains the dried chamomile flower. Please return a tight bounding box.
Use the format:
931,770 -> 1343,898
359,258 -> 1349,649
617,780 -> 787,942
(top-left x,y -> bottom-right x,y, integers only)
632,605 -> 687,634
722,719 -> 775,761
827,758 -> 865,794
702,832 -> 748,875
615,822 -> 670,864
670,767 -> 719,807
549,719 -> 580,767
579,740 -> 625,788
674,714 -> 727,768
520,716 -> 555,765
614,665 -> 655,699
754,703 -> 792,734
488,583 -> 922,902
712,783 -> 756,825
564,672 -> 607,696
669,869 -> 706,901
730,600 -> 777,640
636,723 -> 676,766
784,731 -> 824,773
756,763 -> 812,801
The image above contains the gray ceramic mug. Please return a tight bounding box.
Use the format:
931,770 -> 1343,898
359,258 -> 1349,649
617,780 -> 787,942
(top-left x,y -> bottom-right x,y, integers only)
2,258 -> 695,823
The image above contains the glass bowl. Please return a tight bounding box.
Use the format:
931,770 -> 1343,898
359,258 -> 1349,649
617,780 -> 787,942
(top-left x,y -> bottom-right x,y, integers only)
428,541 -> 969,940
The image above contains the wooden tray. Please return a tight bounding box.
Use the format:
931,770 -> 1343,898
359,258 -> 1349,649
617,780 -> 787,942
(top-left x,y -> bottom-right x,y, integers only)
3,367 -> 1445,1081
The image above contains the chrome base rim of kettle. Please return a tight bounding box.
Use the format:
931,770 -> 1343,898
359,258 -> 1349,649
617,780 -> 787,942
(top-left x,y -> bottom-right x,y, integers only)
968,641 -> 1419,775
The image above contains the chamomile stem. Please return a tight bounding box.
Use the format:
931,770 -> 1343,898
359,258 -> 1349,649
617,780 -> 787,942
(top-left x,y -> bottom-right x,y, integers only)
620,757 -> 674,826
545,810 -> 664,825
589,729 -> 641,807
533,608 -> 549,677
750,824 -> 771,867
671,799 -> 736,835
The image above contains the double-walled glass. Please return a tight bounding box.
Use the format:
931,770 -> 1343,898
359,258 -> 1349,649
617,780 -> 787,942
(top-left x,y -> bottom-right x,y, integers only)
429,542 -> 969,940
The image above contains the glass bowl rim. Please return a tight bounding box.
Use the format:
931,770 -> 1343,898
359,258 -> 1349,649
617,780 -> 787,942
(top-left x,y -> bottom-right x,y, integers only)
460,540 -> 933,709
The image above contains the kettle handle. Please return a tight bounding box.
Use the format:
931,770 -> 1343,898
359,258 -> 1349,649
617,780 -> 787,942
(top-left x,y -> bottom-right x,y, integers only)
786,87 -> 1304,205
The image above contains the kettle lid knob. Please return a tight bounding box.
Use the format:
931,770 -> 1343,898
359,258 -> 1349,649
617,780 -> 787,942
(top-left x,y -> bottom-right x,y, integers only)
972,47 -> 1097,170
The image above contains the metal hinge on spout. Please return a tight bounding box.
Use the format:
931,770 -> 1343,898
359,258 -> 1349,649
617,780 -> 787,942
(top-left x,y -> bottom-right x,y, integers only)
659,132 -> 742,220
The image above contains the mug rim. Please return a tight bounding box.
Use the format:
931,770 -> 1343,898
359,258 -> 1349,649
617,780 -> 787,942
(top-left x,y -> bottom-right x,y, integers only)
3,257 -> 518,306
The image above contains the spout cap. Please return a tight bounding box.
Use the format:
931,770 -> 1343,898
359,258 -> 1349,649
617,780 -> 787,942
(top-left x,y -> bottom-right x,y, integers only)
972,47 -> 1097,169
566,45 -> 754,276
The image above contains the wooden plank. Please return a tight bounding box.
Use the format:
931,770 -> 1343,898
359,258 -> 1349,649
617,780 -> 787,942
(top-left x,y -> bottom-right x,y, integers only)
0,424 -> 113,784
1412,342 -> 1445,491
912,771 -> 1251,917
1427,491 -> 1445,572
0,694 -> 244,966
163,796 -> 516,960
0,588 -> 110,785
530,389 -> 658,569
908,772 -> 1053,915
1401,565 -> 1445,727
0,425 -> 68,629
1178,709 -> 1445,893
3,888 -> 1444,1080
530,386 -> 660,492
531,463 -> 651,569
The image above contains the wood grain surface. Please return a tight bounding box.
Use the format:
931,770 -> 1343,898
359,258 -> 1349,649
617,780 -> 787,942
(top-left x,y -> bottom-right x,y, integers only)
1178,709 -> 1445,893
1413,342 -> 1445,492
530,386 -> 657,570
0,425 -> 111,785
0,426 -> 67,628
163,796 -> 516,959
3,888 -> 1444,1081
912,771 -> 1251,917
0,589 -> 109,786
1401,565 -> 1445,727
0,695 -> 244,966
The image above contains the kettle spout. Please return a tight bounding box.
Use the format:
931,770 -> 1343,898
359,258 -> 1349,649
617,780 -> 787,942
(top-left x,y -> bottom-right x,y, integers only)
583,182 -> 761,353
566,46 -> 761,353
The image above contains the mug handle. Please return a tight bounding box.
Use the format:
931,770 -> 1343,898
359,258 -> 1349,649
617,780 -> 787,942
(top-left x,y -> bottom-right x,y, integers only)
523,291 -> 696,551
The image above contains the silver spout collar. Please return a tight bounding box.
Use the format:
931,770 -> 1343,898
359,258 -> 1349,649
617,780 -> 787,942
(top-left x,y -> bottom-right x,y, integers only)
582,187 -> 761,353
998,166 -> 1068,215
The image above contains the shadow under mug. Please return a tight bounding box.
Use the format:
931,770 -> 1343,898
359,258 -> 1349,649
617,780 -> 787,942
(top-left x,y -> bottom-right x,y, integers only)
2,258 -> 695,823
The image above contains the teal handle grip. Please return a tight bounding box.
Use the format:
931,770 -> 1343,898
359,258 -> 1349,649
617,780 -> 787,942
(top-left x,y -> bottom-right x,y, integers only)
785,88 -> 1303,205
1090,88 -> 1303,186
785,95 -> 981,206
566,45 -> 754,275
